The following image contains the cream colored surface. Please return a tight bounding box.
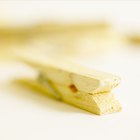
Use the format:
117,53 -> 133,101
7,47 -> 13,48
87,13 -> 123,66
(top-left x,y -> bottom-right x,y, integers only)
0,1 -> 140,140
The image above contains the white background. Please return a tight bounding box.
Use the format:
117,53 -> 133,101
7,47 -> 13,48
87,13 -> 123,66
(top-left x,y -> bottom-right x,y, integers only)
0,1 -> 140,140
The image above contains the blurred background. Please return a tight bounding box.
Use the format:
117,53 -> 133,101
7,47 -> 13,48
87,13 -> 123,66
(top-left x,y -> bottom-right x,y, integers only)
0,1 -> 140,140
